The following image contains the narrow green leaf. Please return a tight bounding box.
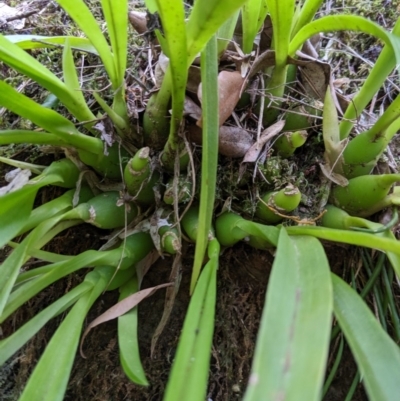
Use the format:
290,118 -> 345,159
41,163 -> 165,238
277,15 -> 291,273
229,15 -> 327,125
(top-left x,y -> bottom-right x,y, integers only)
101,0 -> 128,83
286,225 -> 400,257
0,130 -> 82,148
0,35 -> 94,122
5,35 -> 98,54
62,39 -> 96,122
164,239 -> 219,401
118,276 -> 148,386
243,230 -> 332,401
340,17 -> 400,139
191,36 -> 219,293
186,0 -> 248,64
241,0 -> 268,54
55,0 -> 116,86
155,0 -> 188,139
18,268 -> 112,401
0,281 -> 92,366
0,185 -> 37,249
289,15 -> 400,64
332,274 -> 400,401
0,81 -> 102,152
266,0 -> 295,67
292,0 -> 324,36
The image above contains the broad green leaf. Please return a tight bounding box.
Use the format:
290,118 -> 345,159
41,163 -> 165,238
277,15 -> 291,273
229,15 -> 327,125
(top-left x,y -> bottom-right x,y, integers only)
289,15 -> 400,65
164,239 -> 219,401
5,35 -> 98,54
186,0 -> 248,64
118,276 -> 148,385
55,0 -> 116,86
191,36 -> 219,293
0,81 -> 102,152
242,0 -> 268,54
0,280 -> 92,366
340,17 -> 400,139
0,185 -> 37,249
18,268 -> 112,401
101,0 -> 128,84
243,230 -> 332,401
0,35 -> 94,122
332,274 -> 400,401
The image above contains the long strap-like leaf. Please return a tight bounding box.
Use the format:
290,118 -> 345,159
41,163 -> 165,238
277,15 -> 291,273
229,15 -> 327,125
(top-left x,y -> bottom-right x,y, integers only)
243,229 -> 332,401
332,273 -> 400,401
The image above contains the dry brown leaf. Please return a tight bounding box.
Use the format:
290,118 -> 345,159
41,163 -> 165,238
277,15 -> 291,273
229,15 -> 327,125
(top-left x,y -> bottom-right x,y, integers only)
299,60 -> 330,100
128,11 -> 148,35
80,282 -> 173,358
197,70 -> 244,127
248,50 -> 276,80
242,120 -> 285,163
219,126 -> 254,158
187,66 -> 202,93
187,124 -> 254,158
183,96 -> 202,121
136,249 -> 160,287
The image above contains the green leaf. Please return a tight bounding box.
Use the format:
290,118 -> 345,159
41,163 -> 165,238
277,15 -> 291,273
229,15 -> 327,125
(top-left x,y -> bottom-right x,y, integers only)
191,35 -> 219,293
340,17 -> 400,139
266,0 -> 295,67
0,35 -> 94,122
0,280 -> 92,366
5,35 -> 98,54
186,0 -> 248,64
241,0 -> 268,54
163,239 -> 219,401
0,185 -> 37,249
62,39 -> 96,122
243,230 -> 332,401
101,0 -> 128,83
0,81 -> 102,152
332,274 -> 400,401
289,15 -> 400,65
118,276 -> 148,385
55,0 -> 116,86
155,0 -> 188,138
18,268 -> 112,401
286,225 -> 400,256
292,0 -> 324,36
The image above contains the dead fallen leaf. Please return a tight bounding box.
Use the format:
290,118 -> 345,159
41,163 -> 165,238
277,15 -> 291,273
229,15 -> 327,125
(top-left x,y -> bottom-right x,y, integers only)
128,11 -> 148,35
187,124 -> 254,158
187,66 -> 201,94
219,126 -> 254,158
183,96 -> 202,121
80,281 -> 173,358
242,120 -> 285,163
197,70 -> 245,127
299,60 -> 330,101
